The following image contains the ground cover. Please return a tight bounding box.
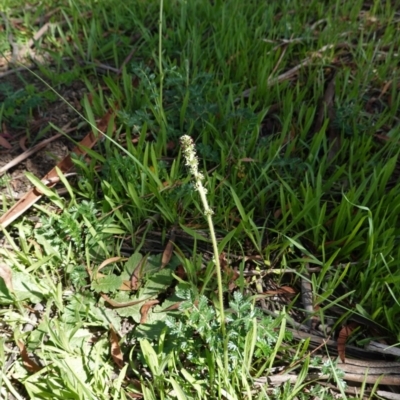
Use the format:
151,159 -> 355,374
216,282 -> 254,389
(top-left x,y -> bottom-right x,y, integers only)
1,0 -> 400,398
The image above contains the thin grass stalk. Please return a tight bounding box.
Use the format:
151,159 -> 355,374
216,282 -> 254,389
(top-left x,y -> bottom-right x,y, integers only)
158,0 -> 164,108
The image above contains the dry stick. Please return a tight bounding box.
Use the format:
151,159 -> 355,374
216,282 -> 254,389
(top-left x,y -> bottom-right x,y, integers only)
0,108 -> 114,229
300,267 -> 314,329
237,43 -> 351,100
87,34 -> 141,76
0,134 -> 61,175
5,21 -> 51,63
238,55 -> 312,100
0,10 -> 93,77
267,44 -> 288,80
92,48 -> 139,75
0,123 -> 73,176
258,375 -> 374,398
116,41 -> 140,76
321,359 -> 400,385
376,390 -> 400,400
256,359 -> 400,386
289,328 -> 397,361
25,22 -> 51,49
0,67 -> 28,78
7,7 -> 60,26
100,294 -> 153,309
1,19 -> 138,79
282,332 -> 331,374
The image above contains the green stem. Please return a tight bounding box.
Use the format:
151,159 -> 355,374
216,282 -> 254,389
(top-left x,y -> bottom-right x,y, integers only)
180,135 -> 228,370
158,0 -> 167,152
196,180 -> 228,370
158,0 -> 164,108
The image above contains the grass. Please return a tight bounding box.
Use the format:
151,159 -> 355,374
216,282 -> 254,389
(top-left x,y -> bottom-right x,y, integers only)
1,0 -> 400,398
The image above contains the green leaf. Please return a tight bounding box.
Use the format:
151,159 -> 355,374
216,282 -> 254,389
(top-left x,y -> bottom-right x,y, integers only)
140,339 -> 159,376
25,172 -> 65,209
229,185 -> 248,222
179,224 -> 210,243
91,275 -> 123,293
12,271 -> 48,303
0,278 -> 14,304
168,377 -> 188,400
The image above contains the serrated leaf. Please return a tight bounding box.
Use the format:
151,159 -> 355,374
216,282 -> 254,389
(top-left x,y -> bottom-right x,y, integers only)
91,275 -> 123,293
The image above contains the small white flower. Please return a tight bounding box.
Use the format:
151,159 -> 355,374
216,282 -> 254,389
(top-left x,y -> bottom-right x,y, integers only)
181,135 -> 214,214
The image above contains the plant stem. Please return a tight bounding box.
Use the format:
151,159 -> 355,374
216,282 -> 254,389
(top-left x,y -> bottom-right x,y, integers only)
180,135 -> 228,371
158,0 -> 168,152
158,0 -> 164,108
196,180 -> 226,336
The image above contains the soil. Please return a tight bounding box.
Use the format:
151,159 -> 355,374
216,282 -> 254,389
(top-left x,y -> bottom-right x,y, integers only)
0,67 -> 89,199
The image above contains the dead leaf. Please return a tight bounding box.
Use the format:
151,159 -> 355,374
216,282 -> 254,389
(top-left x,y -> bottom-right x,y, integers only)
262,286 -> 297,296
16,340 -> 42,373
161,230 -> 175,269
312,71 -> 339,160
280,286 -> 296,294
378,80 -> 393,99
374,133 -> 399,142
0,124 -> 12,150
126,391 -> 143,399
0,135 -> 11,149
220,253 -> 239,291
166,140 -> 176,151
313,72 -> 336,133
0,109 -> 115,229
19,135 -> 28,151
91,256 -> 124,280
174,264 -> 186,280
274,203 -> 291,219
119,280 -> 133,291
140,300 -> 159,323
159,301 -> 183,312
101,293 -> 152,309
338,322 -> 358,362
109,326 -> 124,368
134,213 -> 161,235
0,263 -> 14,292
131,254 -> 149,290
109,325 -> 124,369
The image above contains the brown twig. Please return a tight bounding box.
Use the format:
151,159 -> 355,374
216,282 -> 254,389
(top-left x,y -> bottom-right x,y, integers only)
0,123 -> 76,176
237,43 -> 351,100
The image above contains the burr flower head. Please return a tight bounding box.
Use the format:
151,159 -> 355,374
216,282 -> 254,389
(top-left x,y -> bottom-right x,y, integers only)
180,135 -> 203,182
180,134 -> 213,216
